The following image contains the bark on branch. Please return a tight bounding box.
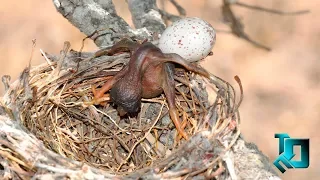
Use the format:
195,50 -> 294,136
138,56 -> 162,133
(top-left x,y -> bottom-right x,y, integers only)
127,0 -> 166,34
52,0 -> 152,47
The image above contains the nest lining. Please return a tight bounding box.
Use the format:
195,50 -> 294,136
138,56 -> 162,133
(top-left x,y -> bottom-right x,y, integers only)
0,42 -> 241,179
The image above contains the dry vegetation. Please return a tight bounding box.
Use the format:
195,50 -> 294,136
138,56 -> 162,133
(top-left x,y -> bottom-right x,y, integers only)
0,38 -> 245,178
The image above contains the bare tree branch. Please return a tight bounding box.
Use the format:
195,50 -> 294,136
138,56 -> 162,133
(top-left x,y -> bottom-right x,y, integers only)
127,0 -> 166,35
169,0 -> 186,16
222,0 -> 271,51
235,1 -> 310,15
52,0 -> 151,47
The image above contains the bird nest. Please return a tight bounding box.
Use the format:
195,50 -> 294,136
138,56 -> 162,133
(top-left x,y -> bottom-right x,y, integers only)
0,41 -> 242,179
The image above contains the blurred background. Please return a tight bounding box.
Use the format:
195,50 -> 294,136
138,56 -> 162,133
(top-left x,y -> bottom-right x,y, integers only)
0,0 -> 318,179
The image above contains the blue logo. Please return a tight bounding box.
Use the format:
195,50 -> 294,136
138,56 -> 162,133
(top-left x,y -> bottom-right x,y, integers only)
273,133 -> 309,173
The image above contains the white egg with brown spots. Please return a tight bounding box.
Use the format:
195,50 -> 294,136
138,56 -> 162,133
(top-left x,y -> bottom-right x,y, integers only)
158,17 -> 216,62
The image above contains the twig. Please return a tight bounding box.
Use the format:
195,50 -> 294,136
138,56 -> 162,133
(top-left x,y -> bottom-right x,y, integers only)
232,76 -> 243,114
2,75 -> 11,92
169,0 -> 186,16
55,41 -> 71,76
205,163 -> 225,179
40,49 -> 55,70
222,145 -> 237,180
93,106 -> 127,132
162,168 -> 191,178
222,1 -> 271,51
235,1 -> 310,15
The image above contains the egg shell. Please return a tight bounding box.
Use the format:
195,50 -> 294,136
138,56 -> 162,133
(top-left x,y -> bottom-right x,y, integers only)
158,17 -> 216,62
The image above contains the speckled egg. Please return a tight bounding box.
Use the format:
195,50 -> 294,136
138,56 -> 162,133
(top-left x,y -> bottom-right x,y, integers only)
158,17 -> 216,62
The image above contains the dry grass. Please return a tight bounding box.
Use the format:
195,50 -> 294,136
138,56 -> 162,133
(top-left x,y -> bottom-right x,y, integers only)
0,41 -> 242,179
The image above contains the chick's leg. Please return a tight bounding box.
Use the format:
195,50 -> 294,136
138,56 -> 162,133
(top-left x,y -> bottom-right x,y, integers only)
162,63 -> 189,140
92,66 -> 129,105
